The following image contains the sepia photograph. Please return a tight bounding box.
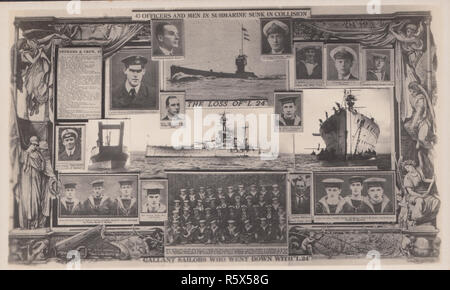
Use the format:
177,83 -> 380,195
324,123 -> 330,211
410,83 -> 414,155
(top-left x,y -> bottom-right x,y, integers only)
313,171 -> 396,223
294,42 -> 324,87
159,92 -> 185,128
363,48 -> 395,84
293,88 -> 395,170
108,47 -> 159,114
288,173 -> 313,223
274,92 -> 303,132
140,179 -> 168,222
86,119 -> 131,171
165,171 -> 288,256
55,124 -> 85,171
151,19 -> 184,59
57,173 -> 139,225
164,18 -> 287,104
4,2 -> 446,270
326,43 -> 360,85
260,18 -> 292,57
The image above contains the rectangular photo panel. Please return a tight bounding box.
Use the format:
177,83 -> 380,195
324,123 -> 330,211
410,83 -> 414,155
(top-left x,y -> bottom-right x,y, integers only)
105,46 -> 159,117
165,171 -> 288,257
362,48 -> 395,85
313,171 -> 396,223
163,18 -> 287,106
57,173 -> 139,226
294,88 -> 395,170
274,91 -> 303,132
86,119 -> 131,171
294,42 -> 324,88
140,179 -> 168,222
151,19 -> 185,60
260,18 -> 293,59
160,92 -> 186,128
56,47 -> 102,120
55,123 -> 86,171
288,173 -> 313,224
325,43 -> 361,86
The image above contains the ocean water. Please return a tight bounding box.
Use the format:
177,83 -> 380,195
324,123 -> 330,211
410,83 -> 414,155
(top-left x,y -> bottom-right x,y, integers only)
166,77 -> 286,101
128,152 -> 392,179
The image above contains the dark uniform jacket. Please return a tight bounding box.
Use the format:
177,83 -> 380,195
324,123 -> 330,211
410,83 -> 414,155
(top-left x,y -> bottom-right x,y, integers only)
59,198 -> 81,215
113,197 -> 138,216
296,61 -> 322,79
81,195 -> 114,215
111,82 -> 156,110
58,146 -> 81,161
291,191 -> 310,214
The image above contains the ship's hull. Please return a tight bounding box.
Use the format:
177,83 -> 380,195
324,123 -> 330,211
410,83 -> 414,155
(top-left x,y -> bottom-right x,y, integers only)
146,145 -> 261,158
318,109 -> 379,160
90,148 -> 128,169
171,65 -> 257,79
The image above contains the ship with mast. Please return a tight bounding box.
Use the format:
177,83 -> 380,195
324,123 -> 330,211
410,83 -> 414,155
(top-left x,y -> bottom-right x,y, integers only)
146,112 -> 262,157
314,89 -> 380,161
170,24 -> 257,81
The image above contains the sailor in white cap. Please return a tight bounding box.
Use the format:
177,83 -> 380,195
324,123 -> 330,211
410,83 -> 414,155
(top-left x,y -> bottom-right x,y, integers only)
361,177 -> 393,213
59,128 -> 81,161
142,183 -> 166,213
262,19 -> 290,55
329,46 -> 358,80
367,52 -> 390,81
315,178 -> 346,214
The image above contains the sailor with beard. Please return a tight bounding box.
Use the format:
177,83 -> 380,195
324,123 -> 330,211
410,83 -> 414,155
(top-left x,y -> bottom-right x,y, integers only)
315,178 -> 346,214
361,177 -> 393,213
342,176 -> 366,214
60,183 -> 81,215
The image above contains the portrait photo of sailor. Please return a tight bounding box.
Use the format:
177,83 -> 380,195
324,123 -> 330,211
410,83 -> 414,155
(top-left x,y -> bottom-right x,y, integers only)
160,93 -> 185,128
80,179 -> 114,216
112,179 -> 137,216
109,48 -> 159,112
361,177 -> 394,214
141,181 -> 167,214
295,43 -> 323,80
57,127 -> 82,162
327,44 -> 360,82
274,93 -> 303,130
59,182 -> 81,215
364,49 -> 393,82
151,19 -> 184,58
315,178 -> 346,214
261,19 -> 292,55
342,176 -> 366,214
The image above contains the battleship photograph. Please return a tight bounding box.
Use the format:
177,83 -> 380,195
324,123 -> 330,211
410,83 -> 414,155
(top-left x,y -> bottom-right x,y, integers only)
164,19 -> 286,102
294,88 -> 394,170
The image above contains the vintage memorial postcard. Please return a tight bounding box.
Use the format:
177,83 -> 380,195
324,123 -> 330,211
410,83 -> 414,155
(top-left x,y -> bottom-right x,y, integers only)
2,0 -> 448,270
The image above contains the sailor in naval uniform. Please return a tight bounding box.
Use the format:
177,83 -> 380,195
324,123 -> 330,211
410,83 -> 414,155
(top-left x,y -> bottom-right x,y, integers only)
262,19 -> 291,55
342,176 -> 366,214
142,183 -> 167,213
81,180 -> 114,215
58,128 -> 81,161
278,95 -> 302,127
315,178 -> 346,214
361,177 -> 393,213
111,55 -> 156,110
113,179 -> 137,216
59,182 -> 81,215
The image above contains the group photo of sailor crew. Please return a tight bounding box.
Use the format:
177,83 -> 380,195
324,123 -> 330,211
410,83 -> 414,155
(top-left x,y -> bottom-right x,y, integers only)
167,183 -> 287,245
